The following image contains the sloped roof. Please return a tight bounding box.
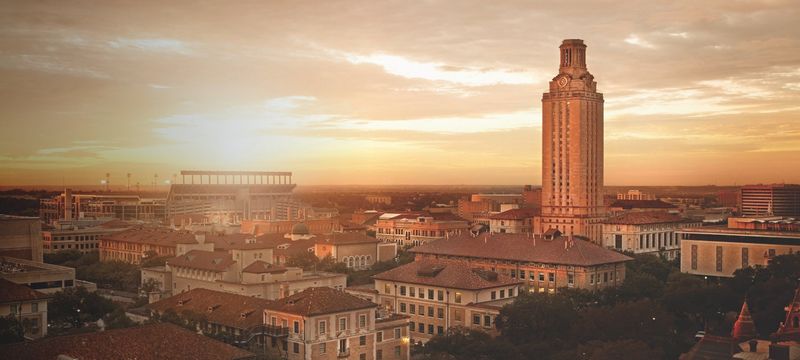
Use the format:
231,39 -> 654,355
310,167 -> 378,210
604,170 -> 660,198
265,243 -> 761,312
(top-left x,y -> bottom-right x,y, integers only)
604,211 -> 691,225
146,288 -> 273,330
241,261 -> 288,274
680,335 -> 742,360
316,232 -> 379,246
410,232 -> 632,267
489,207 -> 540,220
0,323 -> 255,360
0,278 -> 49,303
167,250 -> 235,272
265,287 -> 376,317
372,259 -> 522,290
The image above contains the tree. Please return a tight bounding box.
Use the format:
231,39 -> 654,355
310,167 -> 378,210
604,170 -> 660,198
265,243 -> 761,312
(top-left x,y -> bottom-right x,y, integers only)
495,292 -> 578,346
286,251 -> 321,270
576,339 -> 663,360
49,286 -> 116,328
0,315 -> 24,344
104,308 -> 135,329
421,327 -> 523,360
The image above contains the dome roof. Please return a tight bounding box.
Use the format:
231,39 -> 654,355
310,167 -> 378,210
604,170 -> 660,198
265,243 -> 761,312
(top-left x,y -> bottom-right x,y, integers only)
291,222 -> 310,235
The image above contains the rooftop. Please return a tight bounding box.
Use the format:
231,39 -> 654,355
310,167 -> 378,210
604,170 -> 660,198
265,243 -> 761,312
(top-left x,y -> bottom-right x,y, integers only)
265,287 -> 377,317
0,278 -> 49,303
104,227 -> 196,246
604,211 -> 693,225
167,250 -> 236,272
609,199 -> 676,209
316,232 -> 379,246
146,288 -> 273,329
241,261 -> 288,274
489,207 -> 540,220
410,232 -> 632,267
373,259 -> 522,290
0,323 -> 255,360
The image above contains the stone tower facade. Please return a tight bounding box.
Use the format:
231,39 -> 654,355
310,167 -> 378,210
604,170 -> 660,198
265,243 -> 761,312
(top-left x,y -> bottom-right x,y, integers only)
540,39 -> 605,243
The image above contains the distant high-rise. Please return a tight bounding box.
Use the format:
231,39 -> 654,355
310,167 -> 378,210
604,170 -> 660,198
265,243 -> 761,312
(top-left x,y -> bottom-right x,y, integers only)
740,184 -> 800,217
540,39 -> 605,243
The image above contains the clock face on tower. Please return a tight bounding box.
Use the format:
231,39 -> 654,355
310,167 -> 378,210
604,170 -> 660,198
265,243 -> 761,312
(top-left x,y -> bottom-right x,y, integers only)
557,75 -> 570,88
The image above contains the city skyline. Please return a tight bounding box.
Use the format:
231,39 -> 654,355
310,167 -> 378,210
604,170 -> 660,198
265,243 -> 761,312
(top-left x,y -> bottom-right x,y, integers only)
2,1 -> 800,186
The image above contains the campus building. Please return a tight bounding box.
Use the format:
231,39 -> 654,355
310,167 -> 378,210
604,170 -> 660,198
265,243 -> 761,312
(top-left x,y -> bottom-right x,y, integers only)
601,211 -> 702,260
375,213 -> 468,247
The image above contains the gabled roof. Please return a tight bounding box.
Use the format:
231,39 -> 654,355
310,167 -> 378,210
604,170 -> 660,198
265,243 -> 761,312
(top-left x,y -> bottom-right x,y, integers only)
0,323 -> 255,360
167,250 -> 235,272
410,232 -> 632,267
146,288 -> 273,330
316,232 -> 379,246
265,287 -> 377,317
372,259 -> 522,290
489,207 -> 540,220
0,278 -> 49,303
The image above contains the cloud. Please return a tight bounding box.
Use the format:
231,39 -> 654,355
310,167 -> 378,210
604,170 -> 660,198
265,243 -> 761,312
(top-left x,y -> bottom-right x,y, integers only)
108,38 -> 192,54
624,34 -> 656,48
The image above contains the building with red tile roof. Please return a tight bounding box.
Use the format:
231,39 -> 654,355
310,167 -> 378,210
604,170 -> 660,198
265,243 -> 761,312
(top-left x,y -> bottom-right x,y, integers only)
488,207 -> 540,234
375,213 -> 469,247
410,231 -> 631,293
371,259 -> 523,343
260,287 -> 409,360
0,278 -> 50,339
601,211 -> 702,260
0,323 -> 256,360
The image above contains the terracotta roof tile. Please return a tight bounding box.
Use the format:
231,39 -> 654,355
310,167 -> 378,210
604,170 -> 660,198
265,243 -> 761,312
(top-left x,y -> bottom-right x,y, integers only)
241,261 -> 288,274
410,233 -> 632,267
265,287 -> 377,317
489,207 -> 541,220
0,278 -> 49,303
147,288 -> 273,330
167,250 -> 235,272
609,199 -> 676,209
316,232 -> 379,246
372,259 -> 522,290
604,211 -> 691,225
0,323 -> 255,360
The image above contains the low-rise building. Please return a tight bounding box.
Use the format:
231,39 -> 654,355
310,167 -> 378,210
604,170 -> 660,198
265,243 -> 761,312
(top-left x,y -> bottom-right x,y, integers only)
99,227 -> 194,264
0,322 -> 256,360
679,216 -> 800,278
601,211 -> 702,259
488,207 -> 540,234
375,213 -> 468,247
314,232 -> 396,270
617,190 -> 656,201
144,288 -> 273,351
261,287 -> 409,360
42,219 -> 133,254
0,256 -> 93,294
0,278 -> 49,339
372,259 -> 522,343
0,215 -> 43,262
607,199 -> 677,215
410,231 -> 632,293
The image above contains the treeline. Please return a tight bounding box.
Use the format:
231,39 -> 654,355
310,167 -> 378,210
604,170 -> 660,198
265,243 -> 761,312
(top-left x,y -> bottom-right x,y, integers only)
419,253 -> 800,360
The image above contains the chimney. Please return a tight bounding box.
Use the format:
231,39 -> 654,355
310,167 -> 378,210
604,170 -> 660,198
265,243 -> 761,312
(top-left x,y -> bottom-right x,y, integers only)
748,339 -> 758,352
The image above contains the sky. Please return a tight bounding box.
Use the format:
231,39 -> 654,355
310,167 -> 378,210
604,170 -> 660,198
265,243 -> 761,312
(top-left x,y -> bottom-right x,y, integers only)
1,0 -> 799,186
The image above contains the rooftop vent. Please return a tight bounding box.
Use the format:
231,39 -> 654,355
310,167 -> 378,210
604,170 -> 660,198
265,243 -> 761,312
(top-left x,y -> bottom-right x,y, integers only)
207,304 -> 221,312
178,298 -> 191,306
472,269 -> 498,281
417,265 -> 445,277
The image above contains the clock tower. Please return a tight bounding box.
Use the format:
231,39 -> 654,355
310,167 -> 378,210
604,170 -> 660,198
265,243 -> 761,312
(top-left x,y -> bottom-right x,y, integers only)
539,39 -> 605,243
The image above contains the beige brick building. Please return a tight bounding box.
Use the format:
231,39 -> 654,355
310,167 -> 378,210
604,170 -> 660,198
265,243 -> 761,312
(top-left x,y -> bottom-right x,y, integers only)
0,278 -> 49,339
539,39 -> 605,243
261,287 -> 410,360
602,211 -> 702,260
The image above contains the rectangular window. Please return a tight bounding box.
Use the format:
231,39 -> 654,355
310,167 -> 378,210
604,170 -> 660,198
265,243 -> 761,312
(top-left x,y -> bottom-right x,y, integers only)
519,270 -> 525,279
377,331 -> 383,342
339,317 -> 347,331
400,286 -> 406,296
484,315 -> 491,327
418,288 -> 424,299
590,274 -> 595,284
437,308 -> 444,319
428,324 -> 434,334
418,323 -> 424,333
31,302 -> 38,313
394,327 -> 401,339
742,248 -> 749,269
293,342 -> 299,353
455,292 -> 462,303
539,273 -> 544,282
500,289 -> 505,298
419,305 -> 424,315
428,289 -> 434,300
409,321 -> 415,332
400,302 -> 406,313
359,335 -> 366,346
437,290 -> 444,301
691,244 -> 698,270
320,343 -> 326,354
384,283 -> 391,294
548,273 -> 555,282
716,246 -> 723,272
376,349 -> 383,360
603,272 -> 608,283
360,354 -> 366,360
293,320 -> 299,333
427,306 -> 434,317
472,314 -> 480,325
395,346 -> 401,356
339,339 -> 347,353
491,291 -> 496,300
455,310 -> 462,321
437,326 -> 444,335
615,234 -> 623,249
567,274 -> 574,287
359,314 -> 367,328
409,287 -> 415,297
